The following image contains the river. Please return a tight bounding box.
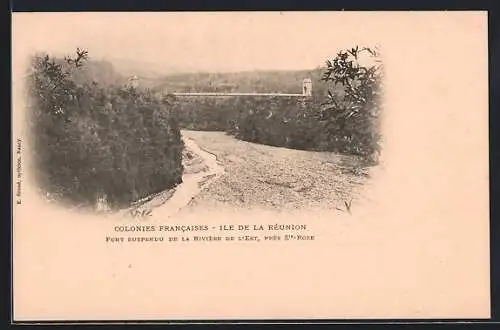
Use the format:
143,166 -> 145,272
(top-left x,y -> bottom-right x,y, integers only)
116,134 -> 225,220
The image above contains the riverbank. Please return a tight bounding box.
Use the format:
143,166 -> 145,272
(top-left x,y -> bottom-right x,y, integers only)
116,129 -> 373,220
118,131 -> 226,219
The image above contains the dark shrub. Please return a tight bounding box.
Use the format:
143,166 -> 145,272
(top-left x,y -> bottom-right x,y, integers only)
26,49 -> 184,209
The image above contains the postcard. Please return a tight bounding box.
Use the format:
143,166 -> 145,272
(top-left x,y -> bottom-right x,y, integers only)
11,11 -> 489,321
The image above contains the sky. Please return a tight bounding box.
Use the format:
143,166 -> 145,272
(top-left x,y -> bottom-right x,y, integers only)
12,12 -> 383,73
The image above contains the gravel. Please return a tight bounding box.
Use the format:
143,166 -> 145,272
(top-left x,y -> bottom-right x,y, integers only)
181,130 -> 372,213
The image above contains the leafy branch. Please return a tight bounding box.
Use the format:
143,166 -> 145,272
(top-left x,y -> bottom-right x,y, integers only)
64,48 -> 89,68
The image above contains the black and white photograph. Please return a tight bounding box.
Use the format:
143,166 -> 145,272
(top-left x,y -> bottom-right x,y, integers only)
11,11 -> 489,321
21,18 -> 382,219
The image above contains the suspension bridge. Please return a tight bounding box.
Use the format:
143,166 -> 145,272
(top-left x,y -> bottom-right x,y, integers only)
128,76 -> 313,98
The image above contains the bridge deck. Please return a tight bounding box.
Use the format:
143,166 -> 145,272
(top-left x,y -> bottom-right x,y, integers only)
171,92 -> 307,97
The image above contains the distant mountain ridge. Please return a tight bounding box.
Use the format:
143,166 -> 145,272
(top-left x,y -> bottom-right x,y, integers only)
84,56 -> 339,97
103,58 -> 199,88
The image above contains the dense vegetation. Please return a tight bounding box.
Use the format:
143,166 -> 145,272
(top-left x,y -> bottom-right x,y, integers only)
170,97 -> 237,131
27,49 -> 184,209
163,46 -> 382,160
320,46 -> 383,159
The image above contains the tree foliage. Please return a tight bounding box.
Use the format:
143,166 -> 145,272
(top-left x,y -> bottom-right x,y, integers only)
320,46 -> 383,159
27,49 -> 184,209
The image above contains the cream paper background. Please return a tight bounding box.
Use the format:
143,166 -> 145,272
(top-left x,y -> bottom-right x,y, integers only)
12,12 -> 489,320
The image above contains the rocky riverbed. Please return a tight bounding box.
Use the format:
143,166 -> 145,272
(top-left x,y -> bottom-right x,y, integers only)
179,130 -> 372,214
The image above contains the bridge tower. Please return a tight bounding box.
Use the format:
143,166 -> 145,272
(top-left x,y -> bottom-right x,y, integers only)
302,78 -> 312,96
127,75 -> 139,88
